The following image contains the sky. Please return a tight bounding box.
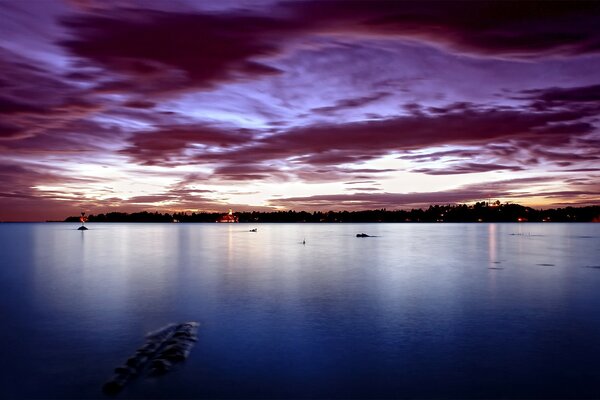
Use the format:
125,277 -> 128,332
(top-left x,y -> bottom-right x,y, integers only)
0,0 -> 599,221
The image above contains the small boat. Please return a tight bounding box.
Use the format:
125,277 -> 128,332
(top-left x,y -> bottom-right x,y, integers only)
356,233 -> 370,237
249,228 -> 257,232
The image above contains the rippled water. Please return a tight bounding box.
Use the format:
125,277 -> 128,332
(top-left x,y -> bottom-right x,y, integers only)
1,223 -> 599,399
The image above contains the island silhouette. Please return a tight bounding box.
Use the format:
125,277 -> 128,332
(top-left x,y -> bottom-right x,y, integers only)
63,202 -> 599,223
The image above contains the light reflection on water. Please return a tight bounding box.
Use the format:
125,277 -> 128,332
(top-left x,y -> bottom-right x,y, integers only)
1,222 -> 599,399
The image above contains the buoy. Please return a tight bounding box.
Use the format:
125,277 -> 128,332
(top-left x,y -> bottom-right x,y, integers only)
78,212 -> 88,230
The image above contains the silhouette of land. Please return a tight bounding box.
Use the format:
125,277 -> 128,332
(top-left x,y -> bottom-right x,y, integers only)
63,203 -> 599,223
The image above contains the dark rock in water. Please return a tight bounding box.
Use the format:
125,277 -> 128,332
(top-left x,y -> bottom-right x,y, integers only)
77,226 -> 88,230
102,381 -> 120,395
114,365 -> 137,375
136,348 -> 153,357
356,233 -> 370,237
164,352 -> 187,362
102,321 -> 199,394
149,358 -> 173,375
102,375 -> 127,395
126,355 -> 146,368
161,346 -> 187,361
143,341 -> 160,350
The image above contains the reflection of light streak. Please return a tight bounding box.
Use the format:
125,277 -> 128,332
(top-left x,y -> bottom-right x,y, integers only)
488,223 -> 497,265
488,223 -> 498,296
227,224 -> 233,265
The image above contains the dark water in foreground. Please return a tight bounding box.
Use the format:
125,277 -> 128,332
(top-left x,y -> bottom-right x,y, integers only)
1,223 -> 599,399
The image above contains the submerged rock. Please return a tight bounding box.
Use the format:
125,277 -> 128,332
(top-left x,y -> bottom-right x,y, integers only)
149,358 -> 173,375
102,322 -> 199,394
102,375 -> 128,395
126,355 -> 147,368
114,365 -> 137,375
77,226 -> 88,230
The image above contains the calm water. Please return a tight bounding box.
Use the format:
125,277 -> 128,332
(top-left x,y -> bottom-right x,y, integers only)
1,223 -> 599,399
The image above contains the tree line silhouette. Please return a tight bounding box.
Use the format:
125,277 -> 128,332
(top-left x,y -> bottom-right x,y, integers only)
64,202 -> 600,223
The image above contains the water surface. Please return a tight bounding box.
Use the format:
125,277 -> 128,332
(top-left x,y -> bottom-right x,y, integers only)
1,223 -> 599,398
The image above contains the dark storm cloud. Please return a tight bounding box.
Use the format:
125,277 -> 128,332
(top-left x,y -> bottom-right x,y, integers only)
284,0 -> 600,58
1,119 -> 126,158
122,100 -> 156,109
538,189 -> 600,198
290,151 -> 382,166
527,148 -> 600,164
345,180 -> 379,185
0,96 -> 47,115
0,48 -> 105,142
310,92 -> 392,115
345,187 -> 383,192
390,84 -> 600,175
270,177 -> 599,210
519,84 -> 600,104
120,125 -> 255,166
211,163 -> 286,181
55,1 -> 600,102
0,122 -> 22,140
193,103 -> 595,168
58,0 -> 600,77
59,9 -> 294,92
413,163 -> 524,175
399,138 -> 599,176
0,49 -> 75,104
290,166 -> 395,184
558,168 -> 600,173
399,149 -> 484,162
514,84 -> 600,123
116,97 -> 599,180
208,163 -> 393,183
50,2 -> 600,177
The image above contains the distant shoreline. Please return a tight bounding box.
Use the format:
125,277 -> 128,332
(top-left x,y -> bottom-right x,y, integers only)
57,203 -> 599,223
3,221 -> 599,223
